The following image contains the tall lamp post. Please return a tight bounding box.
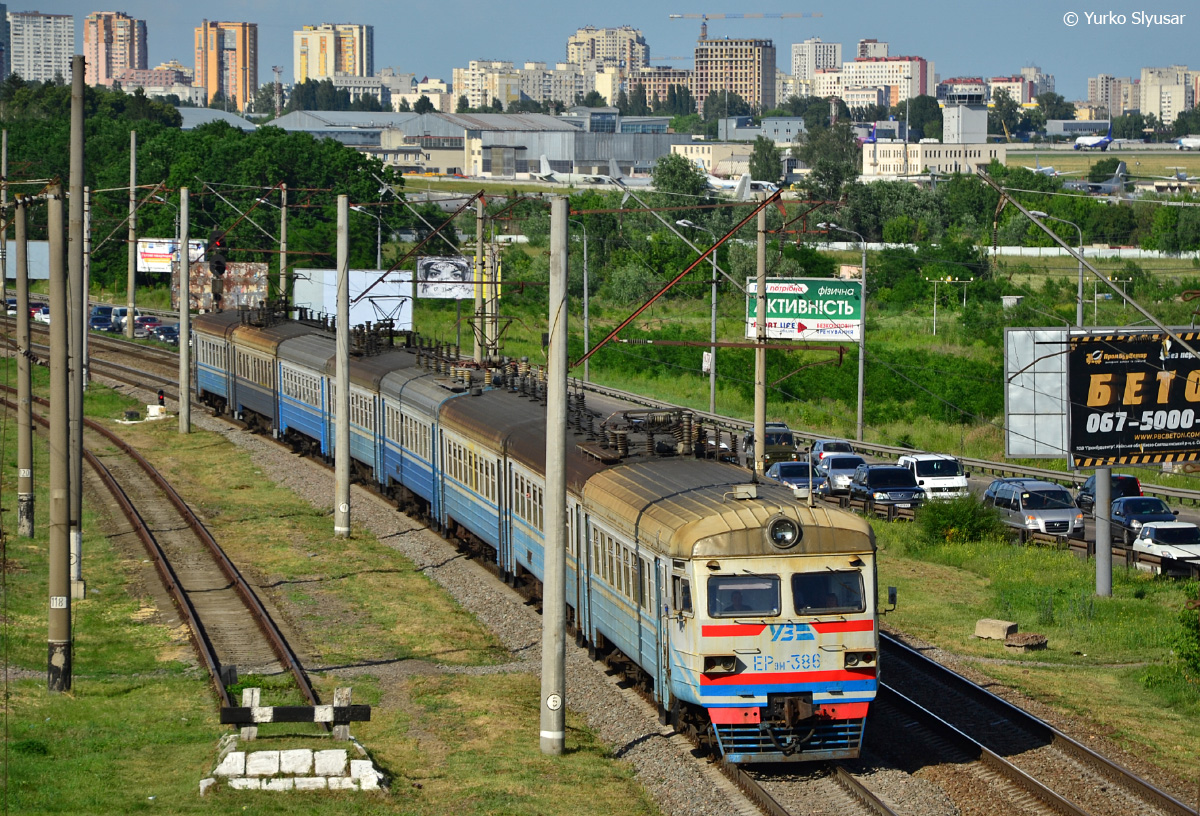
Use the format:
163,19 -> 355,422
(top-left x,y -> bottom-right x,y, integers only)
1030,211 -> 1082,327
818,222 -> 867,442
350,205 -> 383,270
568,219 -> 590,382
677,219 -> 718,415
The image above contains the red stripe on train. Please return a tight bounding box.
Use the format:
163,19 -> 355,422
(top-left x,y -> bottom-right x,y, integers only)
809,620 -> 874,633
700,667 -> 876,686
701,624 -> 767,637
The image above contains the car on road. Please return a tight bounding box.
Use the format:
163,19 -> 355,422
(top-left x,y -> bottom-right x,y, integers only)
32,305 -> 49,324
150,324 -> 179,345
985,478 -> 1084,543
1110,496 -> 1178,544
896,453 -> 970,500
1131,522 -> 1200,574
741,421 -> 800,469
1076,473 -> 1142,514
816,454 -> 867,496
809,438 -> 855,466
88,315 -> 114,333
132,315 -> 162,338
847,464 -> 925,513
111,306 -> 142,331
5,298 -> 15,315
764,461 -> 829,499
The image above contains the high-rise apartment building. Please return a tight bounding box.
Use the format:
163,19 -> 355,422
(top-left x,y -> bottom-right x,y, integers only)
1020,65 -> 1054,97
1141,65 -> 1193,126
856,39 -> 888,59
0,4 -> 9,82
693,36 -> 776,114
293,23 -> 373,83
566,26 -> 649,72
1087,74 -> 1137,116
195,20 -> 257,111
791,37 -> 840,82
841,56 -> 933,106
84,11 -> 148,87
9,10 -> 73,83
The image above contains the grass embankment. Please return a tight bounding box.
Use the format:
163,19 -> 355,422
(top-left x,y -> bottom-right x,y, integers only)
0,362 -> 656,815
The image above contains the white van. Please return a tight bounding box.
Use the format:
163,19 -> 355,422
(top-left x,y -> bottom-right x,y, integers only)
896,453 -> 970,500
110,306 -> 142,331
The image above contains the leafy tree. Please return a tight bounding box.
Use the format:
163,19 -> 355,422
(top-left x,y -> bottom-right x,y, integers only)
629,83 -> 649,116
251,82 -> 276,117
615,88 -> 629,114
395,97 -> 411,112
701,90 -> 750,121
987,89 -> 1020,138
581,90 -> 606,108
651,152 -> 709,198
413,95 -> 434,114
456,95 -> 470,113
891,95 -> 941,140
489,97 -> 503,112
1036,92 -> 1075,121
1112,112 -> 1146,141
1088,157 -> 1121,182
793,122 -> 859,201
749,135 -> 781,184
349,93 -> 384,112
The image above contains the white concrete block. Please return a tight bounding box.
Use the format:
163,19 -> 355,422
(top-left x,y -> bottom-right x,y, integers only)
314,749 -> 347,776
213,751 -> 245,777
359,771 -> 381,791
228,777 -> 261,790
327,776 -> 358,790
280,749 -> 313,775
198,778 -> 216,797
974,618 -> 1018,640
263,777 -> 294,791
147,405 -> 165,417
349,759 -> 376,779
294,777 -> 327,790
245,751 -> 280,776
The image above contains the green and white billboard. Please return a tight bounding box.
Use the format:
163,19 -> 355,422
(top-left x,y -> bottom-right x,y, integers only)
745,278 -> 862,342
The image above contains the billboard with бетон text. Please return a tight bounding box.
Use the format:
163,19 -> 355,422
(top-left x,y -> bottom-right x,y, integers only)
1068,330 -> 1200,467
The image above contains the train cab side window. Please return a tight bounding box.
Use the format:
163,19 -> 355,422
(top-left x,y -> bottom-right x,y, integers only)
672,576 -> 693,616
792,571 -> 865,615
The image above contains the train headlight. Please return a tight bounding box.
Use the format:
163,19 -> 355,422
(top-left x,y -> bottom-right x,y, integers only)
767,516 -> 802,550
704,655 -> 738,674
844,651 -> 876,667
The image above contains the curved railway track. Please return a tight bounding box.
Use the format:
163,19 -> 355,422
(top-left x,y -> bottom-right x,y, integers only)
876,634 -> 1196,816
2,386 -> 316,713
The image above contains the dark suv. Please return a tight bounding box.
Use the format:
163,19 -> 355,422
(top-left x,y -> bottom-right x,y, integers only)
848,465 -> 925,512
1076,474 -> 1142,514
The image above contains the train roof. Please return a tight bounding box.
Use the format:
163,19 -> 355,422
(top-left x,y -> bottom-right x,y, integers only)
278,334 -> 335,371
322,346 -> 421,391
439,386 -> 607,492
191,309 -> 248,339
232,320 -> 319,355
583,458 -> 874,559
380,368 -> 468,415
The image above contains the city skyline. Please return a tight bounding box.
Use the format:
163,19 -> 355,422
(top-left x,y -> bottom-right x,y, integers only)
46,0 -> 1196,101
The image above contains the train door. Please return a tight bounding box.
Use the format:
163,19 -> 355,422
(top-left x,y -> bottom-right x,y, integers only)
499,459 -> 513,578
657,558 -> 691,717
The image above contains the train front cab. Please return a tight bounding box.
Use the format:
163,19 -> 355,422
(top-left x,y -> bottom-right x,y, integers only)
667,509 -> 878,764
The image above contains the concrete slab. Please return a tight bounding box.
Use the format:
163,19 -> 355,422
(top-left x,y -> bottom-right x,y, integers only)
228,778 -> 261,790
245,750 -> 280,776
314,749 -> 347,776
213,751 -> 245,777
975,618 -> 1018,640
263,777 -> 295,791
280,749 -> 313,775
294,777 -> 328,790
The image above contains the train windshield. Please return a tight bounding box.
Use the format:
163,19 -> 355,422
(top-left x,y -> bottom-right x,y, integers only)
707,575 -> 780,617
792,572 -> 865,615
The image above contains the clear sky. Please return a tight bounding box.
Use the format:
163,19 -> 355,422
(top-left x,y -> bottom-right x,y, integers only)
49,0 -> 1197,100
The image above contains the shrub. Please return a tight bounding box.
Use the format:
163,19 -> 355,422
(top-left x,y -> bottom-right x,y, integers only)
1175,580 -> 1200,682
915,494 -> 1007,546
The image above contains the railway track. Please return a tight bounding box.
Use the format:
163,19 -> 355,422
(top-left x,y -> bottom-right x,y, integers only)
3,386 -> 316,713
876,634 -> 1196,816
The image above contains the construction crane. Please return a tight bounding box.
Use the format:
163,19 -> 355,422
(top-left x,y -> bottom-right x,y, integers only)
669,12 -> 822,38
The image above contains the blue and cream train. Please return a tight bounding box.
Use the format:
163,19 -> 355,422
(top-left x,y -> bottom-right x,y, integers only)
192,309 -> 881,763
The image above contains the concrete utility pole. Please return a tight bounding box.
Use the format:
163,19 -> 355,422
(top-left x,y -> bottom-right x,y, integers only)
334,196 -> 351,539
753,209 -> 767,474
47,183 -> 71,692
1095,470 -> 1112,596
68,54 -> 85,599
540,196 -> 568,756
179,188 -> 191,434
15,199 -> 32,538
126,130 -> 136,339
278,183 -> 287,302
474,198 -> 485,363
2,129 -> 7,304
82,188 -> 91,387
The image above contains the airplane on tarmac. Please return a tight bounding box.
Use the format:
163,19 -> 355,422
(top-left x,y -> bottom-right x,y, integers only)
606,158 -> 653,187
1176,136 -> 1200,150
1062,161 -> 1129,194
1023,157 -> 1078,177
857,124 -> 877,145
1074,123 -> 1116,151
532,155 -> 615,185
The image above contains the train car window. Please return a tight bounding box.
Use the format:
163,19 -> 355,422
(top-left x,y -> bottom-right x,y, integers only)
672,576 -> 693,616
707,575 -> 780,618
792,572 -> 865,615
639,557 -> 652,609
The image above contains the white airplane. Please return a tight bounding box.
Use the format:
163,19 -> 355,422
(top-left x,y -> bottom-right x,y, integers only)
1023,157 -> 1078,177
532,155 -> 613,185
1176,136 -> 1200,150
690,159 -> 777,197
1074,123 -> 1116,151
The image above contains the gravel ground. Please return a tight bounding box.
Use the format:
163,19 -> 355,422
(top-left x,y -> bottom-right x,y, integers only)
181,409 -> 754,816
